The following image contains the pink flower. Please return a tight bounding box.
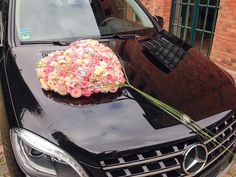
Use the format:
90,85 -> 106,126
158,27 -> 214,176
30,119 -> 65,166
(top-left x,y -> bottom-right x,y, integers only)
57,84 -> 67,96
109,87 -> 118,93
70,87 -> 82,98
80,81 -> 89,88
82,89 -> 92,97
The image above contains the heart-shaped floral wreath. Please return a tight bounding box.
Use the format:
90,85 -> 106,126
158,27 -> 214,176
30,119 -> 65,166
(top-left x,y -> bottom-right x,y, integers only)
36,39 -> 125,98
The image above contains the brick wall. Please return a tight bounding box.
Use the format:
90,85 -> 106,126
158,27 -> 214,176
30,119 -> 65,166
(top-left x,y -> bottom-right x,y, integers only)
210,0 -> 236,76
140,0 -> 171,30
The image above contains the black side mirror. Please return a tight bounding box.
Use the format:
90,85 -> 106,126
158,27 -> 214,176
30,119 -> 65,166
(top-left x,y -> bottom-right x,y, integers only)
153,16 -> 164,28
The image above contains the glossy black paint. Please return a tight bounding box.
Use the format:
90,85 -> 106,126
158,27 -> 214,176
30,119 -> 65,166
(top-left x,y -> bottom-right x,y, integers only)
0,0 -> 236,177
2,37 -> 236,160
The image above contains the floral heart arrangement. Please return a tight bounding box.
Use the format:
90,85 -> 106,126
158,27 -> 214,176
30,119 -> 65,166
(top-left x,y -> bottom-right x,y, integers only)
36,39 -> 227,152
36,39 -> 125,98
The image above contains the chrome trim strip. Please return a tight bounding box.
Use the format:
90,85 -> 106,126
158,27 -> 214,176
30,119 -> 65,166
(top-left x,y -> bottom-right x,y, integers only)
204,120 -> 235,144
102,151 -> 184,170
208,130 -> 236,154
204,139 -> 236,169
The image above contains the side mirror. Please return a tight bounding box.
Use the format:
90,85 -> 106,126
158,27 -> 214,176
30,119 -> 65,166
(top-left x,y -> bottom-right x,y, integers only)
153,16 -> 164,28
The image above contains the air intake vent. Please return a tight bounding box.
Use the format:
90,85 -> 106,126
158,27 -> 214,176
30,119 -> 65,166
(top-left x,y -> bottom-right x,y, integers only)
142,37 -> 185,72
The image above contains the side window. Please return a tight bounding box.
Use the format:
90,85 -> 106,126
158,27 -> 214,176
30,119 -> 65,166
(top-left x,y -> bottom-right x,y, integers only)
0,1 -> 3,46
114,0 -> 153,28
114,0 -> 142,25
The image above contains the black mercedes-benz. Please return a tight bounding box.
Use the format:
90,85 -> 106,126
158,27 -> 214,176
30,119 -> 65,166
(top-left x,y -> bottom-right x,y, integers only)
0,0 -> 236,177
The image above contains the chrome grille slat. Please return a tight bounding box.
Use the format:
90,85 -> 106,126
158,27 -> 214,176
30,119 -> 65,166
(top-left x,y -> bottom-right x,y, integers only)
204,120 -> 236,144
204,138 -> 236,169
141,166 -> 149,173
105,165 -> 181,177
159,161 -> 166,169
129,165 -> 181,177
106,172 -> 113,177
101,113 -> 236,177
208,129 -> 236,154
102,150 -> 184,170
124,169 -> 131,176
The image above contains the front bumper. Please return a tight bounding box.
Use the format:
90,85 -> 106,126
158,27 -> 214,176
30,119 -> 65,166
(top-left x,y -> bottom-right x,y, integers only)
10,111 -> 236,177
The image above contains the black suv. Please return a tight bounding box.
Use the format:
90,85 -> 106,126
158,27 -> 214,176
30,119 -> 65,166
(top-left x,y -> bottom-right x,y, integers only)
0,0 -> 236,177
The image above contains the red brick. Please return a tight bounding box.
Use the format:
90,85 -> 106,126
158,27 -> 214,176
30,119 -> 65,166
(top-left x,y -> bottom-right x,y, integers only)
211,0 -> 236,71
140,0 -> 171,31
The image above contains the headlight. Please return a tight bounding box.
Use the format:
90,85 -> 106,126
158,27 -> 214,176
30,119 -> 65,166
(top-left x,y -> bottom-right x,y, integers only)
10,128 -> 88,177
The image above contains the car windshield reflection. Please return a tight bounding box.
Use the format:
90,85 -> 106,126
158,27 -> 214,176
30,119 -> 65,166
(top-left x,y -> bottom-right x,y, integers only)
15,0 -> 155,41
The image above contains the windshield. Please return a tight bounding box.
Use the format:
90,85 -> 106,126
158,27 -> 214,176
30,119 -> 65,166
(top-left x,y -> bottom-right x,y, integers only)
15,0 -> 156,41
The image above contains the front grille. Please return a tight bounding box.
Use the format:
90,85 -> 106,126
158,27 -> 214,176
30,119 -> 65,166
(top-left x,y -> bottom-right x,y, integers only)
100,112 -> 236,177
203,112 -> 236,170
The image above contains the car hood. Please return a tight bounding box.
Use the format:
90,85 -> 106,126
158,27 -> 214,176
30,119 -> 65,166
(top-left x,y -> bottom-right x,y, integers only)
6,38 -> 236,162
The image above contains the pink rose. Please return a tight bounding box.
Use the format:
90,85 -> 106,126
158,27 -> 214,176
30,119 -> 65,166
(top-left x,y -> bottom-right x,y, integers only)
82,89 -> 92,97
70,87 -> 82,98
80,81 -> 89,89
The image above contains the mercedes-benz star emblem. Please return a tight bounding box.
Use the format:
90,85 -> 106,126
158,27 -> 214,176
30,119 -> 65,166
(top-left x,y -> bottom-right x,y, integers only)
182,144 -> 208,175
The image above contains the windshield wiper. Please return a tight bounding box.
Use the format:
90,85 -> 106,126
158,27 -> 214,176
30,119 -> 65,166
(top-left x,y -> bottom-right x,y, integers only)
20,34 -> 138,45
20,40 -> 71,46
100,34 -> 138,40
52,41 -> 71,46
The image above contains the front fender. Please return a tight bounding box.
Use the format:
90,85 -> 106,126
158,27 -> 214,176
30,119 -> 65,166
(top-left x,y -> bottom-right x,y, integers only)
0,82 -> 22,177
